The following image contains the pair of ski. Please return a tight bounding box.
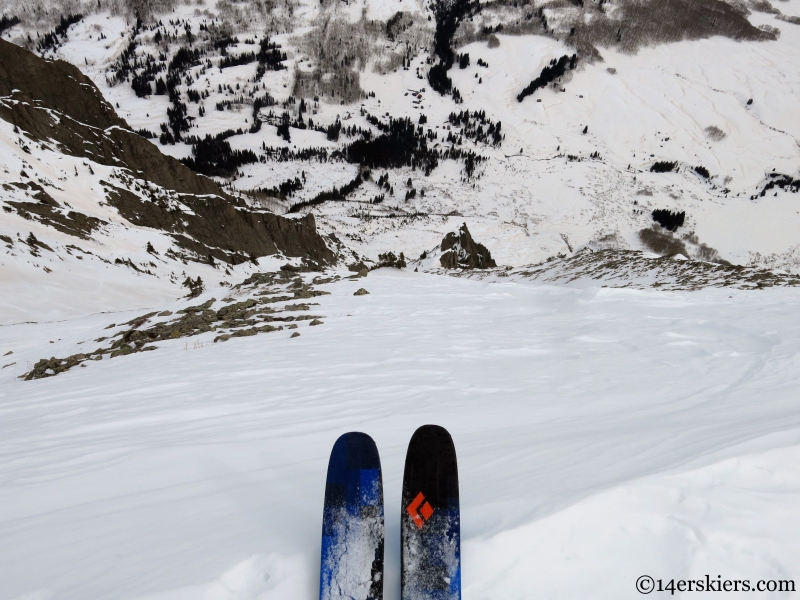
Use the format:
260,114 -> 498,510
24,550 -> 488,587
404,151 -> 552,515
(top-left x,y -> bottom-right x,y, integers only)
320,425 -> 460,600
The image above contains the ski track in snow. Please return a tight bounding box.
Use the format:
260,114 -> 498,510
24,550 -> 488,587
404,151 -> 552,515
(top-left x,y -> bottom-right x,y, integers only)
1,270 -> 800,599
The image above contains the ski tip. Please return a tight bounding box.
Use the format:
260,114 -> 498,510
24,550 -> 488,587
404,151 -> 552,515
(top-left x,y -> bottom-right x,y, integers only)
409,424 -> 454,443
412,424 -> 452,434
328,431 -> 381,472
331,430 -> 378,448
403,424 -> 459,499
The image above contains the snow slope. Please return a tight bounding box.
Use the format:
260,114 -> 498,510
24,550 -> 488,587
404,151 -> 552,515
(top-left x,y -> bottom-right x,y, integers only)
2,1 -> 800,598
2,270 -> 800,599
0,112 -> 286,325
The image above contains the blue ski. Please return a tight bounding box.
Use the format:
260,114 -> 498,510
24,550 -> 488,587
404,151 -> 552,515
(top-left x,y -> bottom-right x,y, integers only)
320,432 -> 384,600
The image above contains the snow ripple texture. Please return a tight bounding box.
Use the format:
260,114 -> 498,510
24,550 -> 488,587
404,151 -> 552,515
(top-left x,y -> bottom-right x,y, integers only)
1,271 -> 800,599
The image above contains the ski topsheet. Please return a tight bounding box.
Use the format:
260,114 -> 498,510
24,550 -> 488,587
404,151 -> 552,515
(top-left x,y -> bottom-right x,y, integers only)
401,425 -> 461,600
320,432 -> 384,600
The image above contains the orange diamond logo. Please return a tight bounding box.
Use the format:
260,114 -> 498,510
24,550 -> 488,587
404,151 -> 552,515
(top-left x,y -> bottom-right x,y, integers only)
420,501 -> 434,521
407,491 -> 435,529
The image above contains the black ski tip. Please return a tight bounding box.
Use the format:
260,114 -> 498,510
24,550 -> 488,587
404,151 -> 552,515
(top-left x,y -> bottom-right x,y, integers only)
403,424 -> 459,507
409,424 -> 454,444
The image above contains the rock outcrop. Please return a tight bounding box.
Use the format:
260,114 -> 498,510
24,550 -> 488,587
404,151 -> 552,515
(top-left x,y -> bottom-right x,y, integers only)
0,39 -> 334,265
439,223 -> 497,269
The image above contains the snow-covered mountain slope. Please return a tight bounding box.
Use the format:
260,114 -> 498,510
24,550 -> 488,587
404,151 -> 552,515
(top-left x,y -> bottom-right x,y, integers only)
2,271 -> 800,599
0,38 -> 335,323
433,246 -> 800,290
2,0 -> 798,274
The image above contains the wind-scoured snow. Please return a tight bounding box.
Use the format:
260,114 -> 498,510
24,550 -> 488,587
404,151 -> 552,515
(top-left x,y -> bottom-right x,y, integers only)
1,270 -> 799,599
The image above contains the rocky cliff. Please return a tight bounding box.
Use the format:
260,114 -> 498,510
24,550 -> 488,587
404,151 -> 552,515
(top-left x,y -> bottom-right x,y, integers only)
0,39 -> 334,265
440,223 -> 497,269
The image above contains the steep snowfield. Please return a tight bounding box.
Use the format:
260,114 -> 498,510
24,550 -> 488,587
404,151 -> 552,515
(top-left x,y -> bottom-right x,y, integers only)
2,270 -> 800,599
0,112 -> 276,324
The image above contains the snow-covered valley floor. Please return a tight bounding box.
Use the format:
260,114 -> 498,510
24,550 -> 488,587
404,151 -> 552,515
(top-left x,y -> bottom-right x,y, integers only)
2,270 -> 800,599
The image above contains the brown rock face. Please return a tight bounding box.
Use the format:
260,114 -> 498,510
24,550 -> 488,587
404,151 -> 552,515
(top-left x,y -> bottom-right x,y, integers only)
0,39 -> 124,131
0,39 -> 334,265
439,223 -> 497,269
104,184 -> 334,265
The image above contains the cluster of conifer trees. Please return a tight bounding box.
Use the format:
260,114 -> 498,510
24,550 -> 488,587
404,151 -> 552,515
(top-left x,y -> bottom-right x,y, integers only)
0,15 -> 20,35
260,145 -> 333,162
428,0 -> 476,101
288,175 -> 363,213
257,176 -> 304,199
346,117 -> 439,175
447,110 -> 503,146
219,51 -> 255,69
38,13 -> 82,52
180,131 -> 257,177
758,173 -> 800,197
255,38 -> 287,79
652,209 -> 685,231
650,161 -> 677,173
517,54 -> 577,102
